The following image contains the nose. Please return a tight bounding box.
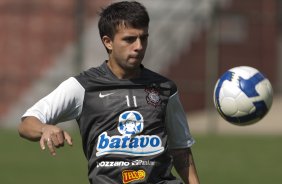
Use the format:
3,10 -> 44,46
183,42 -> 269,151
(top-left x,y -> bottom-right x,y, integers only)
134,38 -> 143,51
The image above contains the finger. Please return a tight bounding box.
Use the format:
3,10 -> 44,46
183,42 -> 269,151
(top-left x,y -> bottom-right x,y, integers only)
51,135 -> 60,147
40,137 -> 46,150
56,132 -> 65,146
46,138 -> 56,156
63,131 -> 73,146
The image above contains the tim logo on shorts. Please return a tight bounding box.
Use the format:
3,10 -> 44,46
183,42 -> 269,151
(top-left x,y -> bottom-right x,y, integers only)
96,111 -> 164,157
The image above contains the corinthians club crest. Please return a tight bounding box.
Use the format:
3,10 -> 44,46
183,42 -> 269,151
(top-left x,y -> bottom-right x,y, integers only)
145,87 -> 161,107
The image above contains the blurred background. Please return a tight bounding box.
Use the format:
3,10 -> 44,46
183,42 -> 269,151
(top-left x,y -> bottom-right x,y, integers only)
0,0 -> 281,183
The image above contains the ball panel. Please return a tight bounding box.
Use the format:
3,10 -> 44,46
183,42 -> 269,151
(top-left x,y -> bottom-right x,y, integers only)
220,97 -> 237,116
238,73 -> 265,98
229,66 -> 258,79
255,79 -> 273,109
221,81 -> 241,98
235,92 -> 254,114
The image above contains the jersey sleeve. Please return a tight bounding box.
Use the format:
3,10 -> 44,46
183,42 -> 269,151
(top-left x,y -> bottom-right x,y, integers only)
165,91 -> 195,149
22,77 -> 85,124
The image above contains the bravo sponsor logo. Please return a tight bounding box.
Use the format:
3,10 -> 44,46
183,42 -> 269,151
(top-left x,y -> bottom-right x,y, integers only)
96,111 -> 164,157
122,170 -> 146,184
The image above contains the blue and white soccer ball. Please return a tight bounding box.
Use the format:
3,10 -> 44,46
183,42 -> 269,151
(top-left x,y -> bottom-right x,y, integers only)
213,66 -> 273,126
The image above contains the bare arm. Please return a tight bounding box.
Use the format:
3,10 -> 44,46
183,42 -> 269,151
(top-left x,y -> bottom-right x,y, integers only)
18,116 -> 73,156
170,148 -> 200,184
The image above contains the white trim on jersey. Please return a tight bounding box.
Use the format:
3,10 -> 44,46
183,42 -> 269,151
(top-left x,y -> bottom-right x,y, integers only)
165,91 -> 195,149
22,77 -> 85,124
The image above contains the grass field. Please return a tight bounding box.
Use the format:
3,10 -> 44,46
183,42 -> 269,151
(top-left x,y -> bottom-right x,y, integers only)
1,128 -> 282,184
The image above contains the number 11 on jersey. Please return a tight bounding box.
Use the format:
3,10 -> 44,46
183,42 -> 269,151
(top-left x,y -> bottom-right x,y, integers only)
126,95 -> 137,107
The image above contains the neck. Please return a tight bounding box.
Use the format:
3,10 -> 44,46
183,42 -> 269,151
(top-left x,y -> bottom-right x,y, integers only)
107,61 -> 141,79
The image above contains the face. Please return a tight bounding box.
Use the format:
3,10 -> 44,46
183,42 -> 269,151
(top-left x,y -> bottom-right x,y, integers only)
103,25 -> 149,76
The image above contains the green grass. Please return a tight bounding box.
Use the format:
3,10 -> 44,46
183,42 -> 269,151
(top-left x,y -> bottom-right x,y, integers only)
1,129 -> 282,184
0,128 -> 88,184
193,134 -> 282,184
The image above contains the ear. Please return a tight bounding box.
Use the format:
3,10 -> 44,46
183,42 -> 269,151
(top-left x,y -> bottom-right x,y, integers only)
102,36 -> 113,51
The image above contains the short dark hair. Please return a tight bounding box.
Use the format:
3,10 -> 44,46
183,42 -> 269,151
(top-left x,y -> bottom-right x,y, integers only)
98,1 -> 150,40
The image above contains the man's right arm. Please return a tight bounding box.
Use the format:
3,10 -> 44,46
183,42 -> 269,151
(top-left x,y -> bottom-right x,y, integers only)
18,77 -> 84,155
19,116 -> 72,156
19,116 -> 46,141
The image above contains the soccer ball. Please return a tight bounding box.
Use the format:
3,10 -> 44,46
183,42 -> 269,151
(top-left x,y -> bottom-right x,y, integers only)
213,66 -> 273,126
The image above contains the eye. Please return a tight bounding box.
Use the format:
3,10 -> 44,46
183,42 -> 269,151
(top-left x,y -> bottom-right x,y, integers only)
140,34 -> 149,42
123,36 -> 137,43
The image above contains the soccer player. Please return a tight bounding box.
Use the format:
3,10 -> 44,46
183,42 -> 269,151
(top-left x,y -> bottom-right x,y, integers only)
18,1 -> 200,184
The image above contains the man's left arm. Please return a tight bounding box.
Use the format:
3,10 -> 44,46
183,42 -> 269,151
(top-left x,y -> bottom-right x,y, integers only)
170,147 -> 200,184
165,91 -> 200,183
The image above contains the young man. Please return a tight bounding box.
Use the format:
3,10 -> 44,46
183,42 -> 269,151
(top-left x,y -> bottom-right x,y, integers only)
18,1 -> 200,184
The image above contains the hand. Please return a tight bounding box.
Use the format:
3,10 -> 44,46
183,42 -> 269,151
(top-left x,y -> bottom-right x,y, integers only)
39,124 -> 73,156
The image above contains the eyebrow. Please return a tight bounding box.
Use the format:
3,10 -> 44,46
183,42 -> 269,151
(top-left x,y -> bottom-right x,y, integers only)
141,33 -> 149,37
123,33 -> 149,38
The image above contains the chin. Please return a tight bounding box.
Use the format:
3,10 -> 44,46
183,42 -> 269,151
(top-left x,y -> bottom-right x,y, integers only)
124,62 -> 140,71
128,59 -> 142,67
128,64 -> 141,70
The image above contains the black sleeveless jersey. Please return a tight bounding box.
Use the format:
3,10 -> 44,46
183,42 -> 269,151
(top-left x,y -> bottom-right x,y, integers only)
75,62 -> 183,184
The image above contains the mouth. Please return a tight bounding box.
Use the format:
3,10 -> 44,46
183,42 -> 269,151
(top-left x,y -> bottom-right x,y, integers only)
128,58 -> 142,65
129,54 -> 143,61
